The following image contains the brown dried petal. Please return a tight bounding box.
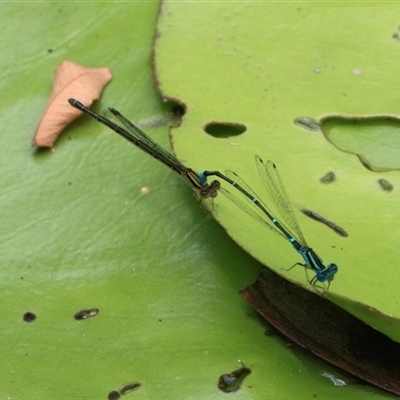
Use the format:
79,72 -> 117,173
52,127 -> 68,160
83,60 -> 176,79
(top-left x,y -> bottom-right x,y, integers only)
32,60 -> 112,147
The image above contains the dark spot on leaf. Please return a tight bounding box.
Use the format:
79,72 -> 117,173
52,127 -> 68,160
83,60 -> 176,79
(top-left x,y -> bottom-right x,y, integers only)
119,381 -> 141,395
301,209 -> 348,237
319,172 -> 336,184
107,390 -> 120,400
294,116 -> 321,131
378,179 -> 393,192
263,326 -> 276,337
23,312 -> 36,323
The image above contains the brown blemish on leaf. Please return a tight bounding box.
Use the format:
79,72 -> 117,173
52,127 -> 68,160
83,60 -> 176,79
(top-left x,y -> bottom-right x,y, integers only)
32,60 -> 112,148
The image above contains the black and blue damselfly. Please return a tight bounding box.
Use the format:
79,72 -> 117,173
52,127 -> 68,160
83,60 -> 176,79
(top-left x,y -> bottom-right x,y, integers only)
202,156 -> 339,287
68,99 -> 220,198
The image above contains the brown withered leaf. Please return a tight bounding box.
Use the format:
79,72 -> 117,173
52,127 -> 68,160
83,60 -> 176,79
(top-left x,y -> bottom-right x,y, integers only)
32,60 -> 112,148
241,267 -> 400,396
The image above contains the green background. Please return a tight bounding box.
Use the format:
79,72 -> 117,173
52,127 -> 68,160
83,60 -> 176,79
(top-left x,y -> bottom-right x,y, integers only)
0,2 -> 396,399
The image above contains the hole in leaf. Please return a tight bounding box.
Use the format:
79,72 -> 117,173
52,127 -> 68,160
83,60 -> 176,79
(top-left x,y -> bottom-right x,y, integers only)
23,312 -> 36,323
171,104 -> 185,117
320,115 -> 400,172
74,308 -> 99,320
204,122 -> 246,138
107,391 -> 120,400
218,362 -> 251,393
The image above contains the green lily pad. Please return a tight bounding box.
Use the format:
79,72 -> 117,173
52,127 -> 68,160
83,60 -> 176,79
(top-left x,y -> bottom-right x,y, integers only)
154,1 -> 400,343
2,1 -> 397,399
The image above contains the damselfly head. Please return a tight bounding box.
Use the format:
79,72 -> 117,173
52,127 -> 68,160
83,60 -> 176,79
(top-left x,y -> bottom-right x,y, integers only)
200,180 -> 221,198
315,263 -> 338,283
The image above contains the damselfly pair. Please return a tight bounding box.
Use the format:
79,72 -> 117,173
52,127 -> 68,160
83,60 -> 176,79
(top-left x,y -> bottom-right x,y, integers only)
68,99 -> 338,287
